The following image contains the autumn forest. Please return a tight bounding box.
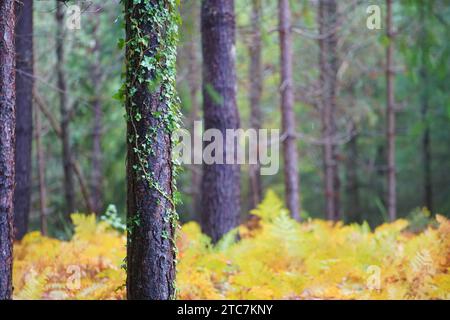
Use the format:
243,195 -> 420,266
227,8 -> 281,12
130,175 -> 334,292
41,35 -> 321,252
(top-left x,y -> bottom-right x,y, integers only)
0,0 -> 449,301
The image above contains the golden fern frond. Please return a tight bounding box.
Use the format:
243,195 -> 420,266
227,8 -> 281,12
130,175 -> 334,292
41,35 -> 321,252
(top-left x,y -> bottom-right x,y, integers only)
14,269 -> 49,300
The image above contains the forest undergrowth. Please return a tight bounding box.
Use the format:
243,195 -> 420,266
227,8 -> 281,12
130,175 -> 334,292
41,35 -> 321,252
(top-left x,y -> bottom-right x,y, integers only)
13,191 -> 450,300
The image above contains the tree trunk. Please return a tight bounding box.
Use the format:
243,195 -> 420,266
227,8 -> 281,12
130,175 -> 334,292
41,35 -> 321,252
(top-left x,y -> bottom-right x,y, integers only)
419,3 -> 433,213
13,0 -> 33,240
386,0 -> 396,221
56,1 -> 76,217
248,0 -> 263,210
278,0 -> 301,220
90,18 -> 103,215
0,0 -> 16,300
183,0 -> 202,219
200,0 -> 241,243
125,0 -> 178,300
318,0 -> 340,221
35,105 -> 48,236
345,122 -> 360,223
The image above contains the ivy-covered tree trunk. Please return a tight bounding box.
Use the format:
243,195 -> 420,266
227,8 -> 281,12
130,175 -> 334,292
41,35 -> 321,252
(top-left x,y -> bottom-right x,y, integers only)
278,0 -> 301,220
14,0 -> 33,239
125,0 -> 180,300
0,0 -> 16,300
200,0 -> 241,243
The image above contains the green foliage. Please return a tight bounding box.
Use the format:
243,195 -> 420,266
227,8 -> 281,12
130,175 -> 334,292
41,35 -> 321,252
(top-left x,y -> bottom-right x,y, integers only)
101,205 -> 126,232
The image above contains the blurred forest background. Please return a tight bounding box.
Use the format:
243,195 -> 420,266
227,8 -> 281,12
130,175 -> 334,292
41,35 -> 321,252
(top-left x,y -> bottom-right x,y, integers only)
27,0 -> 449,240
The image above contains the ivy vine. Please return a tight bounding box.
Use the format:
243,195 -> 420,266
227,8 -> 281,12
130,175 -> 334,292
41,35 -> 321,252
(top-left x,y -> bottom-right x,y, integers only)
116,0 -> 183,298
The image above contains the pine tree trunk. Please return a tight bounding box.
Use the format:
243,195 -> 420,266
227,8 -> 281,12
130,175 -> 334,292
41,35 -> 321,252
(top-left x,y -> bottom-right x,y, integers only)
13,0 -> 33,239
345,122 -> 360,223
56,1 -> 75,218
125,0 -> 178,300
56,2 -> 75,217
182,0 -> 202,219
0,0 -> 16,300
35,106 -> 48,236
318,0 -> 340,221
13,0 -> 33,237
278,0 -> 301,220
200,0 -> 241,243
386,0 -> 396,221
248,0 -> 263,210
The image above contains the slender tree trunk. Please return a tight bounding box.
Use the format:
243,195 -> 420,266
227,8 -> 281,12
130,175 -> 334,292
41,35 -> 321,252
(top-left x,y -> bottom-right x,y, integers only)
56,1 -> 75,217
0,0 -> 16,300
318,0 -> 340,221
183,0 -> 202,219
90,18 -> 103,215
345,122 -> 360,223
35,103 -> 48,236
386,0 -> 396,221
13,0 -> 33,240
34,90 -> 93,214
187,55 -> 202,219
200,0 -> 241,243
125,0 -> 178,300
248,0 -> 263,210
278,0 -> 301,220
419,3 -> 433,213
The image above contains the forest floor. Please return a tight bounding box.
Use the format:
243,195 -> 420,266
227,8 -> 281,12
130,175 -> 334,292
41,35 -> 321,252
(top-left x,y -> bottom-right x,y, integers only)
12,191 -> 450,300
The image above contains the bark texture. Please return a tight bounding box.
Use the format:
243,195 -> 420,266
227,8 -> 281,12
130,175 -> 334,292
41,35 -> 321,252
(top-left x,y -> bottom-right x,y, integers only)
0,0 -> 16,300
386,0 -> 396,221
125,0 -> 177,300
248,0 -> 263,210
318,0 -> 340,221
278,0 -> 301,220
200,0 -> 241,243
14,0 -> 33,239
56,2 -> 76,216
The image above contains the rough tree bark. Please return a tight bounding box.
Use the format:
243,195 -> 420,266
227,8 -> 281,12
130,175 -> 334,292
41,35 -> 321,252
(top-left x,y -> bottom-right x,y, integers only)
248,0 -> 263,210
318,0 -> 340,221
200,0 -> 241,243
13,0 -> 33,239
125,0 -> 178,300
56,1 -> 76,216
0,0 -> 16,300
386,0 -> 396,221
278,0 -> 301,220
